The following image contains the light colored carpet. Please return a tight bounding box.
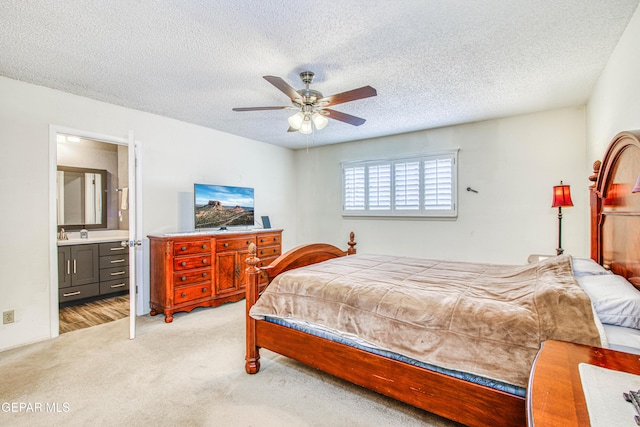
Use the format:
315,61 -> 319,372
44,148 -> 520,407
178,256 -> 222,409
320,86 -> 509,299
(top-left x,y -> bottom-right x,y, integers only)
0,301 -> 461,426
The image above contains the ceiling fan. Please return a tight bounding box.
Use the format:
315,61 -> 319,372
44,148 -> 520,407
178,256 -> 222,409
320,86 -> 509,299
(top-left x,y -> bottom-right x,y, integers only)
232,71 -> 377,134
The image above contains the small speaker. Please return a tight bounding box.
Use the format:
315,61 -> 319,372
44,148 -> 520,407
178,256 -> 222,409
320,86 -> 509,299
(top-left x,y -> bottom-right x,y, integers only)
261,216 -> 271,229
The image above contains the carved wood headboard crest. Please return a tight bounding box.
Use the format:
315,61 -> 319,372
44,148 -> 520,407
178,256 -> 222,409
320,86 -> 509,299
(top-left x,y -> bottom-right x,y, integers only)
590,130 -> 640,283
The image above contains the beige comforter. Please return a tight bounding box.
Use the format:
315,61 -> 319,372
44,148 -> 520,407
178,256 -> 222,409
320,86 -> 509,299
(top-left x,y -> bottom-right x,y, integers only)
249,254 -> 602,387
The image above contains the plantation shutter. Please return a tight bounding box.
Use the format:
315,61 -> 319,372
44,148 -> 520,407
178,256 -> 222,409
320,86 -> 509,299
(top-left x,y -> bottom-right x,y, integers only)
395,161 -> 420,210
368,163 -> 391,210
424,157 -> 453,210
343,165 -> 366,210
342,149 -> 457,217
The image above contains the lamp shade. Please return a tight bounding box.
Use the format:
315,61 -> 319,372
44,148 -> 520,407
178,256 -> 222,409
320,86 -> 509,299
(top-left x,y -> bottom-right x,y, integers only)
312,112 -> 328,130
299,117 -> 313,134
288,112 -> 305,130
552,182 -> 573,208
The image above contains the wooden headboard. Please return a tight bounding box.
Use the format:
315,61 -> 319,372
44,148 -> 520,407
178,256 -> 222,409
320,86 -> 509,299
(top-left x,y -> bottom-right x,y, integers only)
590,130 -> 640,285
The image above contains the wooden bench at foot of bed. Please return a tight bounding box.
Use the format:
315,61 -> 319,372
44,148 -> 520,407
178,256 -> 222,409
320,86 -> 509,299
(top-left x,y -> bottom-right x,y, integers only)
243,233 -> 526,427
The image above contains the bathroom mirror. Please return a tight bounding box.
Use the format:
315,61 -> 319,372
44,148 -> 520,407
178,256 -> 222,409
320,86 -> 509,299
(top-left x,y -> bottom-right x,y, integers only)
57,166 -> 108,230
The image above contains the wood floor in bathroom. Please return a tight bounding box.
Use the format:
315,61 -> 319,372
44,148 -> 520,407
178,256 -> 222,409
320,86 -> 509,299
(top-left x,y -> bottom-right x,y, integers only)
59,295 -> 129,334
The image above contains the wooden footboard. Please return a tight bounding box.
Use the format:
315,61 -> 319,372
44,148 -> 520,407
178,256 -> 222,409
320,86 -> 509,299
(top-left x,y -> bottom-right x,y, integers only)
245,232 -> 354,374
243,232 -> 526,427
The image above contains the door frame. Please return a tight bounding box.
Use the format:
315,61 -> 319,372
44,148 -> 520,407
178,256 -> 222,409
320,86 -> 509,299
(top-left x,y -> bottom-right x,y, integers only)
48,125 -> 142,339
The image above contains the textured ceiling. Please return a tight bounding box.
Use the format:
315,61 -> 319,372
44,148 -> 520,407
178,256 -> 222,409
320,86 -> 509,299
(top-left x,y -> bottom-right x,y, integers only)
1,1 -> 638,149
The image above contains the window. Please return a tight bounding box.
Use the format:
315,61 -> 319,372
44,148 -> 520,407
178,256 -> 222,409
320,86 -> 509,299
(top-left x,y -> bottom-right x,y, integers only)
342,150 -> 458,217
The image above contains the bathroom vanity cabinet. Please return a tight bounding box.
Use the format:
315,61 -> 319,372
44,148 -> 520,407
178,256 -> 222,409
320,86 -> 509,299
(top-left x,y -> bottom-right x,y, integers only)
58,240 -> 129,304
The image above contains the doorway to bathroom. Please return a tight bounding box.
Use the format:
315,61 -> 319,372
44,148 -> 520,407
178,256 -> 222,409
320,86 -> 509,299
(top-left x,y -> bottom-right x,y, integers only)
49,126 -> 142,340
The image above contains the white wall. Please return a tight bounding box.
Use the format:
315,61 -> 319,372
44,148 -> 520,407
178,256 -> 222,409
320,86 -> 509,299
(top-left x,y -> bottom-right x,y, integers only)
0,76 -> 296,351
295,107 -> 588,264
587,4 -> 640,163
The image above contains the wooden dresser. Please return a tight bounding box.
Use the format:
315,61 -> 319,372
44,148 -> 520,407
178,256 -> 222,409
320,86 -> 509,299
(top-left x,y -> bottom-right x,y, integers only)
148,229 -> 282,322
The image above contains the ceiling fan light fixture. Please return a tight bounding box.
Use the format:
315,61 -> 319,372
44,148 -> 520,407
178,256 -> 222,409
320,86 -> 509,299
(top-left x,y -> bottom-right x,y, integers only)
312,112 -> 328,130
299,117 -> 313,134
288,111 -> 305,130
233,71 -> 376,135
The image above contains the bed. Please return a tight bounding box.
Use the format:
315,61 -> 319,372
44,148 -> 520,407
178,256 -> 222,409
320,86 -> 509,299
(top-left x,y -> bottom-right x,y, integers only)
244,130 -> 640,427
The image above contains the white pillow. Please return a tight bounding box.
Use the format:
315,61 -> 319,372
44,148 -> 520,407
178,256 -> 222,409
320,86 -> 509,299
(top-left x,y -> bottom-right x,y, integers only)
571,257 -> 612,277
577,274 -> 640,329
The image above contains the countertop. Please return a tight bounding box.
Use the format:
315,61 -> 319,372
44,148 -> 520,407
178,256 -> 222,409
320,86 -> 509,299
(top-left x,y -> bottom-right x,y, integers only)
57,230 -> 130,246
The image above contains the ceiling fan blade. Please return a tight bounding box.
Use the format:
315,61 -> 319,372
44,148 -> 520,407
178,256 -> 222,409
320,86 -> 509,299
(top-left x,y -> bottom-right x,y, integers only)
232,106 -> 293,111
263,76 -> 302,102
323,108 -> 366,126
319,86 -> 377,107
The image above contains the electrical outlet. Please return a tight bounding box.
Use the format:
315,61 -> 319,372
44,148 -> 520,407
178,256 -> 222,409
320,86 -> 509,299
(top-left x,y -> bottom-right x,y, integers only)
3,310 -> 14,324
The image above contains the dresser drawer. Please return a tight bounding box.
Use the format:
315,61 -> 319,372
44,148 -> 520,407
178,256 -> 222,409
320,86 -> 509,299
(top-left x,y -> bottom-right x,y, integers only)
257,246 -> 280,258
174,283 -> 211,304
173,268 -> 211,286
100,278 -> 129,295
99,241 -> 129,255
173,240 -> 211,256
100,266 -> 129,282
100,253 -> 129,269
173,255 -> 211,271
59,283 -> 100,302
257,233 -> 280,247
258,256 -> 279,269
258,256 -> 279,284
216,237 -> 254,252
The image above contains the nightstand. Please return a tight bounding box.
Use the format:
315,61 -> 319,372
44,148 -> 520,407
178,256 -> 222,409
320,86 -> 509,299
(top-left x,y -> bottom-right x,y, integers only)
527,340 -> 640,426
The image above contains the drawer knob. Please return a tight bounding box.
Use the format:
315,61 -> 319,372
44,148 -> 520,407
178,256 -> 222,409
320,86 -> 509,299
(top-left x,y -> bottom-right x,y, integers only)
224,243 -> 229,247
202,244 -> 207,249
202,272 -> 207,277
261,239 -> 264,243
181,292 -> 187,297
246,241 -> 250,245
181,261 -> 187,267
202,259 -> 207,264
202,287 -> 207,293
260,250 -> 264,254
181,276 -> 186,281
181,246 -> 187,251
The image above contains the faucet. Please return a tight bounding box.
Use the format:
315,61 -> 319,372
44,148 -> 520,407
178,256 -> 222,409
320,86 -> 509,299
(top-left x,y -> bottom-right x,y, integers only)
58,227 -> 68,240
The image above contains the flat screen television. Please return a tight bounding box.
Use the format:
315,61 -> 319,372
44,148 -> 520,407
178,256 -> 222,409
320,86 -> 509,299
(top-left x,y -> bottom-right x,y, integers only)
194,184 -> 254,230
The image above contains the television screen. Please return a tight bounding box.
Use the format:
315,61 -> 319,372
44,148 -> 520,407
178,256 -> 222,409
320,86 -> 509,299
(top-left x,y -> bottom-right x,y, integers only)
194,184 -> 254,230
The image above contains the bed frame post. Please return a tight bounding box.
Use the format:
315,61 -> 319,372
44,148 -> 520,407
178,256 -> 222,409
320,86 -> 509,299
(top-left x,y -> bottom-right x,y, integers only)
589,160 -> 602,262
244,242 -> 261,374
347,231 -> 357,255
